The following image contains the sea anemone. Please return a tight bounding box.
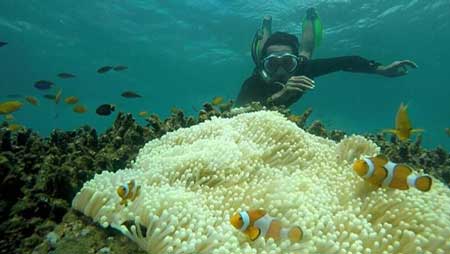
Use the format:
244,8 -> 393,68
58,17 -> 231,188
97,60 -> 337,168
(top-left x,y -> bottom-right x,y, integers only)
73,110 -> 450,253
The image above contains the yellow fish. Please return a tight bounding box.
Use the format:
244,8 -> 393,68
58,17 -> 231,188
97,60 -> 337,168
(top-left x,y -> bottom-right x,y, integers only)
446,128 -> 450,137
383,103 -> 423,140
55,88 -> 62,104
117,180 -> 141,206
0,100 -> 22,114
64,96 -> 79,104
353,155 -> 432,192
138,111 -> 149,118
287,114 -> 302,123
25,96 -> 39,106
230,209 -> 303,242
73,104 -> 87,113
4,114 -> 14,121
211,96 -> 224,106
7,123 -> 24,132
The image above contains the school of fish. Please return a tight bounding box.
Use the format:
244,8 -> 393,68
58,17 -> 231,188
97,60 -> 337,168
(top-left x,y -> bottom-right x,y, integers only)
0,64 -> 159,128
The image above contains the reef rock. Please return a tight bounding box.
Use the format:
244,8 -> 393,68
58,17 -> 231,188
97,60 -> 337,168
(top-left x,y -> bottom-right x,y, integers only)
0,112 -> 152,253
72,111 -> 450,254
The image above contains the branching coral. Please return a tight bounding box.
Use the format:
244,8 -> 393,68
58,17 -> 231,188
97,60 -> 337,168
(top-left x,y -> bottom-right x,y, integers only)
72,111 -> 450,254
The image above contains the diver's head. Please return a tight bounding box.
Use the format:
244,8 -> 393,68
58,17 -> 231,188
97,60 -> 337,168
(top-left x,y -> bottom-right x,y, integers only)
260,32 -> 300,83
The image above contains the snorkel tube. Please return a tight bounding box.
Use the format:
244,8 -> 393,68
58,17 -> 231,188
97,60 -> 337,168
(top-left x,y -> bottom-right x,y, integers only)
251,16 -> 272,81
251,30 -> 263,66
251,15 -> 272,67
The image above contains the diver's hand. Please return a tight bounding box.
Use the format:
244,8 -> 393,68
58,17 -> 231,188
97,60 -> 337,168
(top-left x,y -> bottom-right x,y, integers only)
268,76 -> 315,105
376,60 -> 418,77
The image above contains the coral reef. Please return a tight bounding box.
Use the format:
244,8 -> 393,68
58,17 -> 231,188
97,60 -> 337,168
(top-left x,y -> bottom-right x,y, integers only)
72,111 -> 450,253
1,101 -> 449,253
0,113 -> 151,254
31,210 -> 146,254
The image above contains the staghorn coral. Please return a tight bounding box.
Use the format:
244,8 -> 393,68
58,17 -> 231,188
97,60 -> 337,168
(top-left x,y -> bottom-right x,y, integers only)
73,111 -> 450,254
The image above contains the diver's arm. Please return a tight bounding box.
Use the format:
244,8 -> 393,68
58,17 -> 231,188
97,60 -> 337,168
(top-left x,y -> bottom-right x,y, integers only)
303,56 -> 417,78
373,60 -> 418,77
302,56 -> 381,78
266,76 -> 314,107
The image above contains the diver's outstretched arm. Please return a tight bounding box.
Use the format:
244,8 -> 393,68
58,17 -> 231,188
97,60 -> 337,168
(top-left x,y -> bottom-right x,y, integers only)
374,60 -> 418,77
299,8 -> 322,60
303,56 -> 418,78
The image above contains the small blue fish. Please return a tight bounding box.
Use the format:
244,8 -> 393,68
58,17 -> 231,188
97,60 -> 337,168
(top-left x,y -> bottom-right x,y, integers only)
96,104 -> 115,116
121,91 -> 142,98
97,66 -> 113,74
113,65 -> 128,71
34,80 -> 54,90
57,73 -> 76,79
0,41 -> 7,47
43,94 -> 56,100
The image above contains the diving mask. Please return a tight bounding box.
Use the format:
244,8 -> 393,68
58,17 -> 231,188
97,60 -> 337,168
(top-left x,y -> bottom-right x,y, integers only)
262,52 -> 300,75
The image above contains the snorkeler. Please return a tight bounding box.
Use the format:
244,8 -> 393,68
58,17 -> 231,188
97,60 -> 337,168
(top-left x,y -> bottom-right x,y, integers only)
235,8 -> 418,108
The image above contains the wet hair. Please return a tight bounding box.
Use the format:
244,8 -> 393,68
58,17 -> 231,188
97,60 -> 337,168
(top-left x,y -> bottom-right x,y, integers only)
261,32 -> 300,57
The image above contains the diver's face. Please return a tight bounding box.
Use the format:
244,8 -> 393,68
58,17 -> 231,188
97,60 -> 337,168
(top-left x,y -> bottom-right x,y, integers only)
265,45 -> 294,82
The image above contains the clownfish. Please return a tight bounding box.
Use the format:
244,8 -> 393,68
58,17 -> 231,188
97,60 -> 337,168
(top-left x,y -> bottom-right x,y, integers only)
230,209 -> 303,242
117,180 -> 141,205
353,155 -> 432,192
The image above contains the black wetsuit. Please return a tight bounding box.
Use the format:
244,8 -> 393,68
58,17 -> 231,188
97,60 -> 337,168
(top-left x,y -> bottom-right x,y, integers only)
235,56 -> 381,107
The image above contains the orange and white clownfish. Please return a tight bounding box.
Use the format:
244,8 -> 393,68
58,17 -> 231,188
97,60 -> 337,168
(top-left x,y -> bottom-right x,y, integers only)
230,209 -> 303,242
353,155 -> 432,192
117,180 -> 141,205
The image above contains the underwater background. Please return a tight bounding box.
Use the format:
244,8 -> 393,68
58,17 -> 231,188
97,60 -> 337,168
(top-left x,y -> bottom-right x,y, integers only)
0,0 -> 449,150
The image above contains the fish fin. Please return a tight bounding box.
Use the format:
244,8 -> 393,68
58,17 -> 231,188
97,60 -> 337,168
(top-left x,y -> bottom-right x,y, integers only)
399,102 -> 408,111
411,128 -> 424,133
128,180 -> 135,189
313,15 -> 323,47
374,154 -> 389,164
397,164 -> 413,175
126,180 -> 135,199
131,185 -> 141,201
246,226 -> 261,241
390,164 -> 413,190
415,175 -> 432,192
288,226 -> 303,242
303,8 -> 323,47
382,129 -> 397,134
246,209 -> 267,226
